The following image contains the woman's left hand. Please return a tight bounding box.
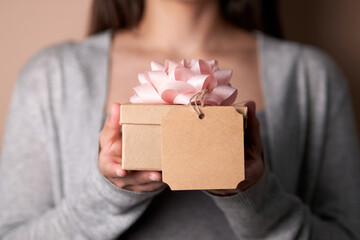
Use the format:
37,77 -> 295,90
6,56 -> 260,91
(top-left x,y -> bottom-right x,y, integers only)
207,101 -> 264,196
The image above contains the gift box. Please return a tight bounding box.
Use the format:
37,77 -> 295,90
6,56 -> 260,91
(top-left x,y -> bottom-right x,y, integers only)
120,103 -> 247,190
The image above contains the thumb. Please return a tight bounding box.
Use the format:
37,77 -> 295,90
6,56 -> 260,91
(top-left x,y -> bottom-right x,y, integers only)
110,103 -> 121,128
102,103 -> 122,141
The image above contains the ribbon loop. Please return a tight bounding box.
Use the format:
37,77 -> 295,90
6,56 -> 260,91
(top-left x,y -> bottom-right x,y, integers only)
130,59 -> 238,106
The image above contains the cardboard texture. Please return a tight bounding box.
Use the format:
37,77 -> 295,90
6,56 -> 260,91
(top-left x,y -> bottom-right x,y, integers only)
121,104 -> 180,171
161,107 -> 245,190
120,104 -> 247,190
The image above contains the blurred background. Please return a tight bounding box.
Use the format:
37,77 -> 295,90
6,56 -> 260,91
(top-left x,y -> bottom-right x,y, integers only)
0,0 -> 359,150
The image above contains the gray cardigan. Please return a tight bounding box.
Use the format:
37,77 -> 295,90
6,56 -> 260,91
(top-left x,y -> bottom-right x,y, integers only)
0,31 -> 359,239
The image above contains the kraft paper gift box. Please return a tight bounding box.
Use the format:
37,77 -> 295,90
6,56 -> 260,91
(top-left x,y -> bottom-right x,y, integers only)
120,103 -> 247,190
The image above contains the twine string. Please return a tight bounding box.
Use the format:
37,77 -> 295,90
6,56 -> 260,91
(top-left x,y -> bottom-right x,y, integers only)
189,89 -> 208,118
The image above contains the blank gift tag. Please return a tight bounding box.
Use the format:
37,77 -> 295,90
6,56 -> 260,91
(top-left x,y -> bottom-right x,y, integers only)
161,106 -> 245,190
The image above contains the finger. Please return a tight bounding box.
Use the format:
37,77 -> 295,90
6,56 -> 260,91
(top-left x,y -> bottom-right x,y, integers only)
100,103 -> 122,144
99,155 -> 127,178
120,171 -> 162,187
236,179 -> 253,192
124,182 -> 167,193
244,147 -> 264,181
244,101 -> 262,152
245,146 -> 257,160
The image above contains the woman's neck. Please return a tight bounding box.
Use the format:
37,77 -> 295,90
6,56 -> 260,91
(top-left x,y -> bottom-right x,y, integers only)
136,0 -> 228,56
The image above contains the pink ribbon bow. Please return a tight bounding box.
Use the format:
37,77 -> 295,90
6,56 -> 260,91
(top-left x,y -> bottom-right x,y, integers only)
130,59 -> 237,106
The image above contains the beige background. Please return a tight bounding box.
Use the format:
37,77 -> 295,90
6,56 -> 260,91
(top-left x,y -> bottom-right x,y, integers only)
280,0 -> 360,135
0,1 -> 359,150
0,0 -> 92,150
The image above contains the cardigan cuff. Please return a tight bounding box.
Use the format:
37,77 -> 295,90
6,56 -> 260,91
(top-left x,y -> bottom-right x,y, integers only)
206,168 -> 269,218
88,144 -> 164,207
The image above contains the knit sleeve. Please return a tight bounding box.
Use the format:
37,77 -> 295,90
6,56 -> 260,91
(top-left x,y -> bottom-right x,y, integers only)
207,49 -> 360,239
0,47 -> 161,240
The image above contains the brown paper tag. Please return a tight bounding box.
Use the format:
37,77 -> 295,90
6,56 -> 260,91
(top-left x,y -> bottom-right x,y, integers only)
161,106 -> 245,190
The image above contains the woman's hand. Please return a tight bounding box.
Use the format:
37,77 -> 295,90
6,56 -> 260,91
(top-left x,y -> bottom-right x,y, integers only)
98,103 -> 167,193
207,101 -> 265,196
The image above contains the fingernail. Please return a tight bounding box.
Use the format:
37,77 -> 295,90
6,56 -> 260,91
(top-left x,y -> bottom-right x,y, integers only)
116,169 -> 124,177
149,174 -> 159,181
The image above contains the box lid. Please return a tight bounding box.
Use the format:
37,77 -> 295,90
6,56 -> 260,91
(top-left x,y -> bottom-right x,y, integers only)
120,103 -> 247,125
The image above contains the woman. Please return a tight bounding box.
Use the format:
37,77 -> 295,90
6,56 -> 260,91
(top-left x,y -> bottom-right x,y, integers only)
0,0 -> 359,239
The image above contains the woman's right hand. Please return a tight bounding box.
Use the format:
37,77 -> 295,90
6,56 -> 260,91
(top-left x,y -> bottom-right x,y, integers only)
98,103 -> 166,192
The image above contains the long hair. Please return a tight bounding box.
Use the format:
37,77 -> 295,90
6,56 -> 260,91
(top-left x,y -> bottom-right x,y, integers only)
88,0 -> 282,38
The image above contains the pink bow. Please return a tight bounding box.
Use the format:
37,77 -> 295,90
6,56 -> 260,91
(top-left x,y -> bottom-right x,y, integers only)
130,59 -> 237,106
